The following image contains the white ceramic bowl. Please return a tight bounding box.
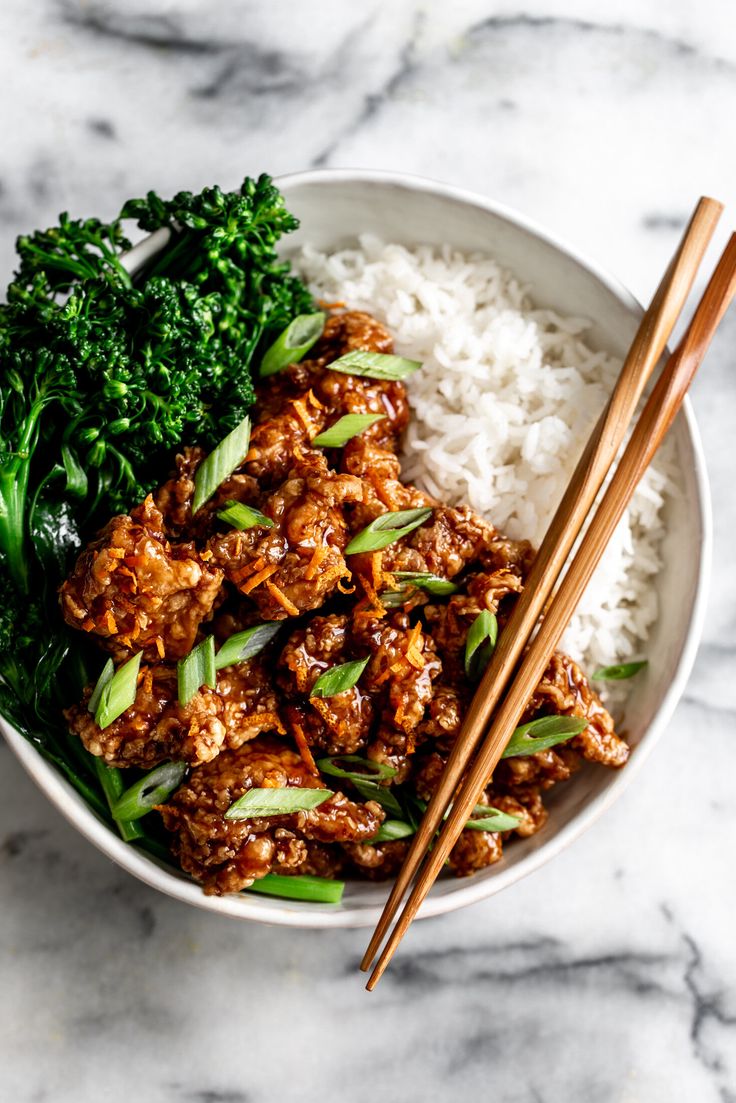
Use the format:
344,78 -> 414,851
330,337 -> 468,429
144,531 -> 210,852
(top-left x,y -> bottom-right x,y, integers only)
0,169 -> 711,928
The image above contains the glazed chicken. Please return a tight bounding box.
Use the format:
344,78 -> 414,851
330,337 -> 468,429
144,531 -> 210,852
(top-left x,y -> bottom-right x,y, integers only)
61,309 -> 628,895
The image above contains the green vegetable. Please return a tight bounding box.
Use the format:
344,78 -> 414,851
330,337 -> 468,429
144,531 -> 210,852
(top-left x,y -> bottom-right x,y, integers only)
311,413 -> 386,448
310,657 -> 370,699
110,761 -> 188,822
192,416 -> 251,514
351,779 -> 404,817
465,804 -> 520,832
225,787 -> 332,819
328,350 -> 422,380
215,622 -> 282,670
317,754 -> 398,782
216,499 -> 274,531
0,175 -> 313,805
94,652 -> 143,730
245,872 -> 344,904
370,819 -> 415,843
87,658 -> 114,716
502,714 -> 588,758
177,636 -> 216,706
592,660 -> 648,681
345,508 -> 433,555
260,312 -> 325,376
381,570 -> 458,606
464,610 -> 498,681
93,758 -> 144,842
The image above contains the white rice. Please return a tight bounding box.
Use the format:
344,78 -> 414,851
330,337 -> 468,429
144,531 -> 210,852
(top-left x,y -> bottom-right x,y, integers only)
296,236 -> 677,707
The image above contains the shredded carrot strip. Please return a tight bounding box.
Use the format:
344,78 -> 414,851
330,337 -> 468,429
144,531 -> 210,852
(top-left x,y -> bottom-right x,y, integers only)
107,547 -> 125,560
337,576 -> 356,595
371,551 -> 383,590
253,711 -> 286,736
317,299 -> 345,310
291,719 -> 319,776
305,388 -> 326,410
154,637 -> 165,660
291,397 -> 313,430
304,544 -> 328,581
265,580 -> 300,615
105,610 -> 118,635
245,447 -> 258,463
373,668 -> 392,687
231,556 -> 267,585
240,563 -> 279,594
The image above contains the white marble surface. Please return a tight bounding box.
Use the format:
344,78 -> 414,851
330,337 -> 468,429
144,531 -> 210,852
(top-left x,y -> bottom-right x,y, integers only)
2,2 -> 736,1100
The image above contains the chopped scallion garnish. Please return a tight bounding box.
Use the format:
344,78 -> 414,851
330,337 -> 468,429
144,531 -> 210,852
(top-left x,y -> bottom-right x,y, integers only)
311,413 -> 386,448
464,610 -> 498,681
94,652 -> 143,730
317,754 -> 398,782
260,312 -> 326,377
215,622 -> 282,670
87,658 -> 114,716
310,656 -> 370,698
502,714 -> 588,758
93,758 -> 144,842
592,660 -> 648,681
216,499 -> 274,531
177,636 -> 216,706
370,819 -> 415,843
192,415 -> 251,514
381,571 -> 458,606
328,350 -> 422,381
345,507 -> 433,555
110,761 -> 188,822
225,787 -> 333,819
350,778 -> 404,817
245,872 -> 344,904
465,804 -> 520,832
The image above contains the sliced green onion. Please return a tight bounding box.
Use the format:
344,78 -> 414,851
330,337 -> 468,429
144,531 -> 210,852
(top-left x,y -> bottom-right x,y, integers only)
245,872 -> 344,904
464,610 -> 498,681
215,622 -> 282,670
317,754 -> 398,782
350,778 -> 403,818
216,499 -> 274,531
502,714 -> 588,759
225,787 -> 333,820
311,413 -> 386,448
465,804 -> 520,832
94,652 -> 143,730
345,507 -> 433,555
310,656 -> 370,699
87,658 -> 114,715
192,415 -> 251,514
110,761 -> 188,822
260,312 -> 326,377
329,350 -> 422,381
370,819 -> 415,843
177,636 -> 216,706
592,660 -> 648,681
93,758 -> 144,842
381,571 -> 458,606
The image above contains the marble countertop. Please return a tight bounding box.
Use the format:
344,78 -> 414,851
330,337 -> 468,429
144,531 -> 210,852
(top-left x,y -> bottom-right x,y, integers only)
2,2 -> 735,1100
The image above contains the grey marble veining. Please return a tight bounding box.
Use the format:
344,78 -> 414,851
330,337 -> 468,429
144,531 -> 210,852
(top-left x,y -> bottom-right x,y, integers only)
1,2 -> 735,1101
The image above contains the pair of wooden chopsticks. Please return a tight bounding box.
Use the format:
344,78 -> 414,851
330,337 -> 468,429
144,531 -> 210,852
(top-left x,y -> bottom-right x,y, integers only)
362,196 -> 736,990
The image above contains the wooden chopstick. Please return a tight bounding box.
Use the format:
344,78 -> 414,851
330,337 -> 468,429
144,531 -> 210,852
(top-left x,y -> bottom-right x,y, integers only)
360,196 -> 722,974
365,233 -> 736,990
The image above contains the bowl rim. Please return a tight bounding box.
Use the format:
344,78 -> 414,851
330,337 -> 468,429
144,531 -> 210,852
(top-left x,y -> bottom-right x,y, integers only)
0,167 -> 713,928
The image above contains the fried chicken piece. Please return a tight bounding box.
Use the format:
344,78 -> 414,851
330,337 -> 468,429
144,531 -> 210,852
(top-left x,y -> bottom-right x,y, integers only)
158,736 -> 382,894
525,651 -> 629,768
60,496 -> 223,661
244,389 -> 330,489
255,312 -> 409,447
65,664 -> 227,769
352,611 -> 442,740
344,839 -> 410,880
278,615 -> 374,755
448,828 -> 504,875
217,657 -> 286,749
208,461 -> 364,620
154,446 -> 259,539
